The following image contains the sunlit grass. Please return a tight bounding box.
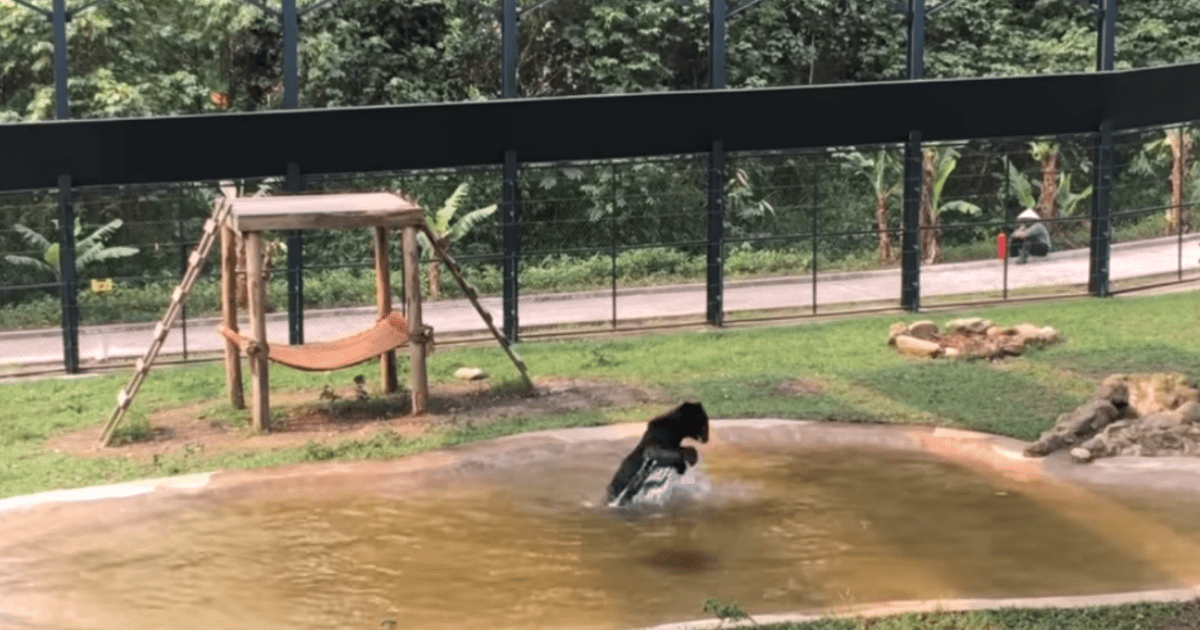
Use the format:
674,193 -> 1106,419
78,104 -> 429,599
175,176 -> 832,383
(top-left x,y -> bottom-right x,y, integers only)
1,291 -> 1197,499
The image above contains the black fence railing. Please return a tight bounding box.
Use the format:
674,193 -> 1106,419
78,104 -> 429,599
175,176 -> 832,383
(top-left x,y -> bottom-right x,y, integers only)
1,121 -> 1196,375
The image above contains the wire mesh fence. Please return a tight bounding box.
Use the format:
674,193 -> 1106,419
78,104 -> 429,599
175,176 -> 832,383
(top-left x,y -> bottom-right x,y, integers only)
1,122 -> 1197,373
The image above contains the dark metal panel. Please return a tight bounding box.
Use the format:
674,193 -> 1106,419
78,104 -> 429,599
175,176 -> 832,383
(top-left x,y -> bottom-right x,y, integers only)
3,63 -> 1200,191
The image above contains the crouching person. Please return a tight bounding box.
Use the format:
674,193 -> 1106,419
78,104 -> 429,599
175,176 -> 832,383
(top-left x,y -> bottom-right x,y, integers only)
1010,208 -> 1051,264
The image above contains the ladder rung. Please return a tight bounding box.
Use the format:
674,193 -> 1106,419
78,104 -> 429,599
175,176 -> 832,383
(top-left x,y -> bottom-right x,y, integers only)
135,357 -> 146,373
201,218 -> 217,235
153,321 -> 167,340
188,250 -> 202,267
171,286 -> 184,303
117,388 -> 131,408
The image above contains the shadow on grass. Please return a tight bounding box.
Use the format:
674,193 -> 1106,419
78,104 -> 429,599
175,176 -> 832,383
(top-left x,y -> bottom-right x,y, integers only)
854,362 -> 1081,440
1038,344 -> 1200,381
676,375 -> 876,423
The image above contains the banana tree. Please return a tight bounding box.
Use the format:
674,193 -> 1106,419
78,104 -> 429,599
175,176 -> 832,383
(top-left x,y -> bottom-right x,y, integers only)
838,148 -> 901,262
4,218 -> 139,279
920,146 -> 981,264
1138,128 -> 1196,234
1005,158 -> 1091,236
417,182 -> 497,299
1030,140 -> 1061,220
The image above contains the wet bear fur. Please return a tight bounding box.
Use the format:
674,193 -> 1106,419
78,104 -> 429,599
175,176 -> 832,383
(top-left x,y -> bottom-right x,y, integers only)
606,402 -> 710,503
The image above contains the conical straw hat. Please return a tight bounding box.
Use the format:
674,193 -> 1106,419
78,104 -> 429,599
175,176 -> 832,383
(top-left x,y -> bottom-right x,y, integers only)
1017,209 -> 1040,221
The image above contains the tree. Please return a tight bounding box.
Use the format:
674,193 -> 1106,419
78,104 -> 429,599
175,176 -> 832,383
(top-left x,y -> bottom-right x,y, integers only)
417,182 -> 497,299
838,148 -> 901,262
1030,140 -> 1061,220
1005,156 -> 1092,233
920,146 -> 981,264
1141,128 -> 1196,234
4,218 -> 139,279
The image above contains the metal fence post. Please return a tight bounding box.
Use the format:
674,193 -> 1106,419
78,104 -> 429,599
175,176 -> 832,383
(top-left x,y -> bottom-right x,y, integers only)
286,162 -> 305,344
705,0 -> 727,327
56,174 -> 79,373
706,141 -> 725,327
902,131 -> 923,312
901,0 -> 925,312
502,149 -> 521,342
1089,120 -> 1113,297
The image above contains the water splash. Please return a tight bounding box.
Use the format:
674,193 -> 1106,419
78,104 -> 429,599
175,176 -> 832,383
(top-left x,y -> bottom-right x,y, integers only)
606,462 -> 713,511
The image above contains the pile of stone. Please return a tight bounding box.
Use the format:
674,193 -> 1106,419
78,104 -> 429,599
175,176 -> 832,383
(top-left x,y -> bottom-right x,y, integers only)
887,317 -> 1060,360
1024,373 -> 1200,463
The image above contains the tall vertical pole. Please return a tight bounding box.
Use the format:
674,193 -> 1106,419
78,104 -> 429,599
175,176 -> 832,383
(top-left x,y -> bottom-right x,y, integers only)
285,162 -> 304,344
52,0 -> 70,120
902,131 -> 923,312
282,0 -> 299,109
1089,0 -> 1115,297
57,174 -> 79,373
706,141 -> 725,326
705,0 -> 727,327
281,0 -> 306,344
502,149 -> 521,342
901,0 -> 925,312
1089,119 -> 1113,297
709,0 -> 726,90
500,0 -> 520,341
501,0 -> 518,99
1095,0 -> 1116,73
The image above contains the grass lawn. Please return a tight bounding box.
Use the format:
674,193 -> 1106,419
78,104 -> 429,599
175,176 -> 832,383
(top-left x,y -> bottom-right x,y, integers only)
2,290 -> 1198,629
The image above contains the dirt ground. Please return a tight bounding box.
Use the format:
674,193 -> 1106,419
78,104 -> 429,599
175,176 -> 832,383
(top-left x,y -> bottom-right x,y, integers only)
48,378 -> 666,463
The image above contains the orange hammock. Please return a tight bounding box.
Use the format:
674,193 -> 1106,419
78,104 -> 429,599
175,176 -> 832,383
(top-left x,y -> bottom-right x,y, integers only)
216,311 -> 410,372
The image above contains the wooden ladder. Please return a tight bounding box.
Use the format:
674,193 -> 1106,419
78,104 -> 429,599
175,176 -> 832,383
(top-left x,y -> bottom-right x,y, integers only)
98,197 -> 233,447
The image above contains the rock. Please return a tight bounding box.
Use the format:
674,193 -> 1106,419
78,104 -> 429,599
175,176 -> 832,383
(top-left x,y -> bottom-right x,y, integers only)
1178,401 -> 1200,424
454,367 -> 488,381
1142,411 -> 1185,429
1038,326 -> 1060,344
945,318 -> 992,334
1092,377 -> 1131,410
943,347 -> 962,358
1070,447 -> 1093,463
888,322 -> 909,345
894,335 -> 942,358
1025,400 -> 1120,457
907,320 -> 939,340
986,325 -> 1016,338
1103,373 -> 1200,416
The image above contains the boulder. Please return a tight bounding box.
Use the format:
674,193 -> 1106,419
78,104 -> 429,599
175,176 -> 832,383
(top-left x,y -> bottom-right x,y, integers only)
454,367 -> 489,381
894,335 -> 942,358
945,318 -> 992,334
1178,401 -> 1200,424
907,320 -> 939,341
888,322 -> 910,345
1070,447 -> 1093,463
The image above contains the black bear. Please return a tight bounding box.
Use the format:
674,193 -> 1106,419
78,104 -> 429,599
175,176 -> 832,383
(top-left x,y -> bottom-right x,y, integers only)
606,402 -> 710,507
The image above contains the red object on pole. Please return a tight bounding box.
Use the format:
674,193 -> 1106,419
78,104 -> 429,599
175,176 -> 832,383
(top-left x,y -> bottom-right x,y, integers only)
997,232 -> 1007,260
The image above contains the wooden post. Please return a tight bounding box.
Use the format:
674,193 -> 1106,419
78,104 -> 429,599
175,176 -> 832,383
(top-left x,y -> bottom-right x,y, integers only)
220,223 -> 244,409
246,231 -> 270,432
373,226 -> 398,394
402,226 -> 428,414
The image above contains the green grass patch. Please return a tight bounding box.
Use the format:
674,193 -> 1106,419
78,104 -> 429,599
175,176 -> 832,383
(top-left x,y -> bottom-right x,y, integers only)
853,361 -> 1083,440
2,291 -> 1199,500
751,598 -> 1200,629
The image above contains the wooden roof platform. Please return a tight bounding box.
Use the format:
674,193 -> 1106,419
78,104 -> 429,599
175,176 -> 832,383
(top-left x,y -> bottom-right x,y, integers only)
226,192 -> 425,232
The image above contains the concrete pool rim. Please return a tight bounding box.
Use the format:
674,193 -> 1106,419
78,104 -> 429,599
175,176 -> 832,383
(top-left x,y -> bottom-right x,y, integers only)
3,418 -> 1200,628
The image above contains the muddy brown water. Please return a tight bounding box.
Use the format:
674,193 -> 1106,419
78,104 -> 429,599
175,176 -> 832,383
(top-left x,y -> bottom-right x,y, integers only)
2,422 -> 1200,630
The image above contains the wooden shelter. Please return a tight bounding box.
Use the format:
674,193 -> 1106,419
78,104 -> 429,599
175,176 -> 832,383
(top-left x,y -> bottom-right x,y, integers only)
219,192 -> 430,432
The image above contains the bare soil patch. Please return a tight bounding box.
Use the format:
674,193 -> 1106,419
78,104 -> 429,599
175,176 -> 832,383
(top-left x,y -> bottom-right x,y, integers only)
48,378 -> 665,463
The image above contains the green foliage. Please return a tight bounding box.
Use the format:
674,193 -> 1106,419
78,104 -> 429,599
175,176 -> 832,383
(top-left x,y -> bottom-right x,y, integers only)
3,218 -> 139,279
703,597 -> 756,627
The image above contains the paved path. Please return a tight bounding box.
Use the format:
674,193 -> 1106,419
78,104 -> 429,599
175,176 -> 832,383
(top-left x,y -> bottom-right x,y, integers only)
1,234 -> 1196,371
